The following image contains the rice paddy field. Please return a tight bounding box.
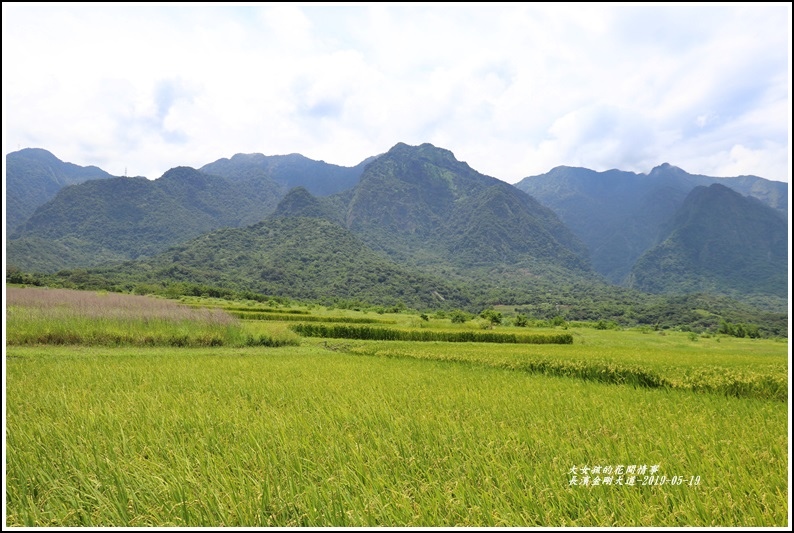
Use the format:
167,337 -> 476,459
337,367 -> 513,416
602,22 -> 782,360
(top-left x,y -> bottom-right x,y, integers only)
4,287 -> 790,526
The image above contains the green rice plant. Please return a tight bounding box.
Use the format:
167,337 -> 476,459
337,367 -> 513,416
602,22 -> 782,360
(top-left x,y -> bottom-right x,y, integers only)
346,343 -> 669,389
289,323 -> 573,344
5,345 -> 788,526
322,328 -> 787,401
203,306 -> 310,314
229,312 -> 391,324
676,367 -> 788,402
178,295 -> 310,314
4,291 -> 787,525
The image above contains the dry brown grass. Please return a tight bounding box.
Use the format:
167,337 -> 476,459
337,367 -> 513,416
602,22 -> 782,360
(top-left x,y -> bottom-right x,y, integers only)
6,287 -> 237,326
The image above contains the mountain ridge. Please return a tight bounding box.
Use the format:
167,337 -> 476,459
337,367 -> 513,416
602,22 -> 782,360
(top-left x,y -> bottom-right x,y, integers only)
627,183 -> 788,301
514,163 -> 787,283
199,151 -> 370,197
5,148 -> 117,232
5,144 -> 788,312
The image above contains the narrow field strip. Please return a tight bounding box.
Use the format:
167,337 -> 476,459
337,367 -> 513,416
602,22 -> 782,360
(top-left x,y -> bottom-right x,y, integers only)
332,341 -> 787,401
192,305 -> 310,315
231,311 -> 392,324
290,323 -> 574,344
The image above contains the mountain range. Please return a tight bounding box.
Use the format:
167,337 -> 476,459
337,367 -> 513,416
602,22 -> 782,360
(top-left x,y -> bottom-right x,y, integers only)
6,148 -> 116,232
514,163 -> 787,284
4,144 -> 789,313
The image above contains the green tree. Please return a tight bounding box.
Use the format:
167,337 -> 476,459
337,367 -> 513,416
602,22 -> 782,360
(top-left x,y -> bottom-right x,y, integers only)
480,308 -> 503,327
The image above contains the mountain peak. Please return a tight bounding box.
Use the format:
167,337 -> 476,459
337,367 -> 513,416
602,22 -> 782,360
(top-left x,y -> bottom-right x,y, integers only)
379,142 -> 479,179
387,142 -> 455,159
159,166 -> 206,181
6,148 -> 116,232
9,147 -> 59,160
273,186 -> 328,219
648,162 -> 686,176
228,153 -> 267,164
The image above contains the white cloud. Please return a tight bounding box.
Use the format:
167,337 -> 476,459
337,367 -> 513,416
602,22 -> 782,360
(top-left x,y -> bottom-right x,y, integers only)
2,3 -> 790,183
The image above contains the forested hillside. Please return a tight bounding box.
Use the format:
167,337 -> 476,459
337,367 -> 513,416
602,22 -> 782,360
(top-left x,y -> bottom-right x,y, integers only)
628,184 -> 788,305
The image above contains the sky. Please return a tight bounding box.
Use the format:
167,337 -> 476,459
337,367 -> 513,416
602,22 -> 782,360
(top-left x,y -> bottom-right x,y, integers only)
2,3 -> 791,183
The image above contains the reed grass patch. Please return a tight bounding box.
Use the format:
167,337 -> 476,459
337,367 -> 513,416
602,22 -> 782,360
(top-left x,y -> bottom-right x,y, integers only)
6,287 -> 299,348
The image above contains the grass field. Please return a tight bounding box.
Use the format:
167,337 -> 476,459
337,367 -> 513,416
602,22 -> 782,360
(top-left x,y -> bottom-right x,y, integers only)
4,288 -> 790,526
6,288 -> 299,347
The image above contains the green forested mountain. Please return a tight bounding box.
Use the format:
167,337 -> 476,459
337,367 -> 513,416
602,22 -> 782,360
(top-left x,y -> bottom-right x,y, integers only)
343,143 -> 592,275
112,217 -> 470,310
4,236 -> 132,275
7,150 -> 372,272
8,167 -> 282,271
6,148 -> 116,232
261,143 -> 599,303
199,152 -> 370,197
223,143 -> 604,311
514,163 -> 788,283
272,186 -> 347,224
441,183 -> 588,270
627,184 -> 788,303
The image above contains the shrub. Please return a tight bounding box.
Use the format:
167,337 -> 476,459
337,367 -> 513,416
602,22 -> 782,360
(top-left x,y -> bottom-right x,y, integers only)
450,310 -> 470,324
